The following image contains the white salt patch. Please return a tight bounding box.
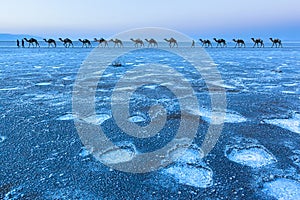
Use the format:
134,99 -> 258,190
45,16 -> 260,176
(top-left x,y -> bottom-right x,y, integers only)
83,114 -> 111,125
0,135 -> 7,143
0,87 -> 19,91
164,165 -> 213,188
225,145 -> 277,168
96,142 -> 136,165
36,82 -> 52,86
282,91 -> 296,94
128,115 -> 146,123
57,114 -> 76,121
263,178 -> 300,200
62,76 -> 72,80
79,147 -> 91,157
264,113 -> 300,134
189,108 -> 247,124
98,149 -> 135,164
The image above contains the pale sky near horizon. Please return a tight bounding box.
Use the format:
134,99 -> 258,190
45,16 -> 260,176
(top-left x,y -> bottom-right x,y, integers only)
0,0 -> 299,40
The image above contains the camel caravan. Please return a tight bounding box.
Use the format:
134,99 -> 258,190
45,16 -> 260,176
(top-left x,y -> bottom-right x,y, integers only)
18,37 -> 283,48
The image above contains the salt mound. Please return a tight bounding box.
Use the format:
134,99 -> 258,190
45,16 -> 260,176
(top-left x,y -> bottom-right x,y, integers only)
225,145 -> 277,168
164,164 -> 213,188
263,178 -> 300,200
264,113 -> 300,134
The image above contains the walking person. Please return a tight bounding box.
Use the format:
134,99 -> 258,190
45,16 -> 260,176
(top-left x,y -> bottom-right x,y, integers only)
21,39 -> 25,48
17,39 -> 20,48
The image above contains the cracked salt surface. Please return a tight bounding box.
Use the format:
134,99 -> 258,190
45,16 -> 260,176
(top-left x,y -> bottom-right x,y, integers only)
225,144 -> 277,168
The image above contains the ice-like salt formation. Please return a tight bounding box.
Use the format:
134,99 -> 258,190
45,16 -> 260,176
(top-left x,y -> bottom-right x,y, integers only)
225,145 -> 277,168
262,178 -> 300,200
164,164 -> 213,188
188,107 -> 247,124
163,145 -> 213,188
264,113 -> 300,134
0,135 -> 7,143
57,113 -> 76,121
96,142 -> 137,165
128,115 -> 146,123
82,114 -> 111,125
35,82 -> 52,86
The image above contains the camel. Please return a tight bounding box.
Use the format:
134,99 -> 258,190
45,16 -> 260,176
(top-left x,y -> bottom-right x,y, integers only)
164,38 -> 178,48
145,38 -> 158,48
94,38 -> 108,47
23,38 -> 40,48
109,39 -> 123,47
213,38 -> 226,47
59,38 -> 73,48
130,38 -> 144,48
232,39 -> 245,48
270,38 -> 282,48
43,39 -> 56,48
251,38 -> 264,48
199,39 -> 212,47
79,39 -> 92,48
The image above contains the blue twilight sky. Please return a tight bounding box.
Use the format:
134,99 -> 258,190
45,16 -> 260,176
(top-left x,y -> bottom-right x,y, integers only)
0,0 -> 299,40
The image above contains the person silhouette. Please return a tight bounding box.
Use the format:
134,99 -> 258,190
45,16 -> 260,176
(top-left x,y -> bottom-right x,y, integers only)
17,39 -> 20,48
21,39 -> 25,48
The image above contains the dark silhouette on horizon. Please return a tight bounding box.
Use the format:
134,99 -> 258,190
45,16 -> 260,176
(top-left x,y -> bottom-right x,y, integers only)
16,39 -> 20,48
270,38 -> 282,48
59,38 -> 73,48
78,39 -> 92,48
145,38 -> 158,48
94,38 -> 108,47
199,39 -> 212,47
130,38 -> 144,48
23,38 -> 40,48
21,39 -> 25,48
213,38 -> 226,47
109,39 -> 123,48
164,38 -> 178,48
233,39 -> 245,48
43,39 -> 56,48
251,38 -> 264,48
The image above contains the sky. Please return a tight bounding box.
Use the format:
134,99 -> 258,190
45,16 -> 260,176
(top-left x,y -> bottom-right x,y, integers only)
0,0 -> 299,40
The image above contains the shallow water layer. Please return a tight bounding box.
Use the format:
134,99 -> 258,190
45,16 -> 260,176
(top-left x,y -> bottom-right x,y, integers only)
0,46 -> 300,199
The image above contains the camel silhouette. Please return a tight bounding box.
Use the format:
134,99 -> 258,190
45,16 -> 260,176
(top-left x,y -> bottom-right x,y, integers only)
233,39 -> 245,48
109,39 -> 123,48
79,39 -> 92,48
164,38 -> 178,48
130,38 -> 144,48
145,38 -> 158,48
43,39 -> 56,48
23,38 -> 40,48
94,38 -> 108,47
59,38 -> 73,48
270,38 -> 282,48
199,39 -> 212,47
213,38 -> 226,47
251,38 -> 264,48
